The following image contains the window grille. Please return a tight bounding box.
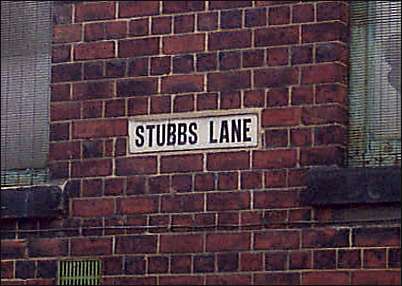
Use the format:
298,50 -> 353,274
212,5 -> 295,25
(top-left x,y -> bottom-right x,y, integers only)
1,1 -> 52,186
58,259 -> 102,286
348,1 -> 401,167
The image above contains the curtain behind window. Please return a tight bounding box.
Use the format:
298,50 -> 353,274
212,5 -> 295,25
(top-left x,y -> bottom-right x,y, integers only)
1,1 -> 52,177
348,1 -> 401,167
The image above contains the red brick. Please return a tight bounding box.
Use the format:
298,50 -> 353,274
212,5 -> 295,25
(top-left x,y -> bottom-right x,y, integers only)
174,14 -> 195,34
129,18 -> 149,37
174,94 -> 194,112
253,149 -> 297,169
163,1 -> 204,13
209,30 -> 252,50
171,255 -> 192,273
53,3 -> 72,25
255,67 -> 298,88
102,256 -> 123,275
119,38 -> 159,57
197,52 -> 217,72
150,96 -> 170,114
241,171 -> 263,189
316,42 -> 348,63
316,84 -> 347,104
160,276 -> 203,286
1,261 -> 13,279
302,271 -> 349,285
255,26 -> 298,47
197,12 -> 218,31
160,234 -> 203,253
302,228 -> 349,248
161,154 -> 204,173
317,1 -> 348,22
302,22 -> 348,43
52,45 -> 71,63
128,57 -> 149,77
302,63 -> 346,84
267,47 -> 288,66
338,249 -> 361,269
161,194 -> 204,212
171,174 -> 192,192
196,92 -> 218,110
269,6 -> 290,25
207,232 -> 250,252
149,175 -> 170,194
115,235 -> 157,254
293,4 -> 314,23
103,178 -> 124,196
119,1 -> 159,18
220,90 -> 241,109
53,24 -> 81,44
240,253 -> 263,271
219,51 -> 241,70
243,49 -> 265,68
75,2 -> 115,22
84,62 -> 103,80
117,196 -> 159,215
150,56 -> 171,75
72,119 -> 127,139
207,275 -> 251,286
152,16 -> 172,35
255,273 -> 300,285
84,22 -> 104,41
207,192 -> 250,211
105,21 -> 127,39
353,227 -> 400,247
148,256 -> 168,274
220,10 -> 242,29
116,156 -> 157,176
117,78 -> 158,97
207,151 -> 250,171
51,84 -> 71,102
315,125 -> 346,145
209,1 -> 252,10
126,176 -> 146,195
351,271 -> 401,285
5,239 -> 28,258
50,102 -> 80,121
363,249 -> 386,268
28,238 -> 68,257
52,63 -> 82,83
163,34 -> 205,54
254,190 -> 299,208
71,237 -> 112,256
266,87 -> 289,107
265,251 -> 287,271
82,101 -> 103,119
194,173 -> 215,191
389,248 -> 400,268
292,85 -> 314,105
265,169 -> 287,188
265,129 -> 288,148
218,172 -> 238,190
289,250 -> 312,270
291,128 -> 312,147
49,142 -> 80,161
128,97 -> 148,116
245,8 -> 267,27
255,230 -> 300,250
173,55 -> 194,74
300,146 -> 344,166
105,99 -> 125,117
302,105 -> 347,125
244,89 -> 265,107
161,74 -> 204,94
49,161 -> 70,179
208,71 -> 251,92
313,249 -> 336,269
72,81 -> 114,100
71,198 -> 114,217
291,45 -> 313,65
71,159 -> 112,177
104,277 -> 156,285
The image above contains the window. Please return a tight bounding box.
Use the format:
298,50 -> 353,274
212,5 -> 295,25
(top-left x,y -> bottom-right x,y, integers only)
1,1 -> 52,186
348,1 -> 401,167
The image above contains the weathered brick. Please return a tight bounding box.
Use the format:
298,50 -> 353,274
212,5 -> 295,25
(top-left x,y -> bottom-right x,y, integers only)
161,154 -> 204,173
269,6 -> 290,25
152,16 -> 172,35
173,55 -> 194,74
208,71 -> 251,91
161,194 -> 204,212
255,26 -> 298,47
302,63 -> 346,84
163,1 -> 204,13
255,230 -> 300,250
116,235 -> 157,254
317,1 -> 348,22
150,96 -> 171,114
267,47 -> 289,66
75,2 -> 115,22
265,251 -> 287,271
50,102 -> 80,121
52,63 -> 82,83
240,171 -> 263,189
253,149 -> 297,169
207,151 -> 250,171
174,94 -> 194,112
209,1 -> 252,10
351,271 -> 401,285
160,234 -> 203,253
302,22 -> 348,43
71,159 -> 113,177
71,237 -> 112,256
302,228 -> 349,248
1,240 -> 26,259
163,34 -> 205,54
119,38 -> 159,58
255,273 -> 300,285
117,196 -> 159,215
161,75 -> 204,94
207,232 -> 250,251
52,45 -> 71,63
300,146 -> 344,166
293,3 -> 314,23
197,12 -> 218,31
174,14 -> 195,34
353,227 -> 400,247
53,24 -> 81,44
73,81 -> 114,100
265,129 -> 288,148
119,1 -> 159,18
71,197 -> 114,217
302,271 -> 349,285
129,18 -> 149,37
207,192 -> 250,211
220,10 -> 242,29
254,190 -> 299,208
255,67 -> 298,88
245,8 -> 267,27
116,156 -> 157,176
117,78 -> 158,97
266,87 -> 289,107
49,142 -> 80,161
72,119 -> 127,139
209,31 -> 252,50
314,249 -> 336,269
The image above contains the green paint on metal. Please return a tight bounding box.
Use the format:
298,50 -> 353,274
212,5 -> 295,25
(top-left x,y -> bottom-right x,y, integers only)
57,259 -> 101,286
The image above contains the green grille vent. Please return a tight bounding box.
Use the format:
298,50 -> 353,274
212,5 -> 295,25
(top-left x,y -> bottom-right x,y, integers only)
57,259 -> 101,286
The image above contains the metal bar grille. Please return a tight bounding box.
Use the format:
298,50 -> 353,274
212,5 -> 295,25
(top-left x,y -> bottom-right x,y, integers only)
0,1 -> 52,186
348,1 -> 401,167
58,259 -> 102,286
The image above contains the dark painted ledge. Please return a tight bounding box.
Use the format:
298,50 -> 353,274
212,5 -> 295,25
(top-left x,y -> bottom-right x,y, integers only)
302,166 -> 401,206
1,185 -> 64,219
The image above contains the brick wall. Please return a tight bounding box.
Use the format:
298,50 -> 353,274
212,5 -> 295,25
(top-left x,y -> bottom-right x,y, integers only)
1,1 -> 400,285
